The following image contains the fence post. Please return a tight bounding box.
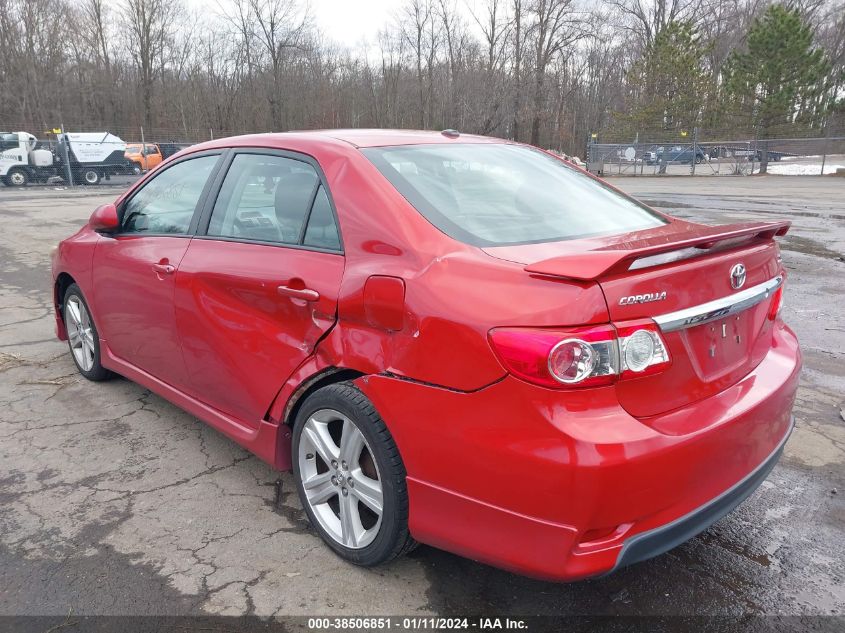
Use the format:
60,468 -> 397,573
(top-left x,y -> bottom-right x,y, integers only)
750,139 -> 756,176
59,123 -> 74,187
691,127 -> 699,176
820,125 -> 829,176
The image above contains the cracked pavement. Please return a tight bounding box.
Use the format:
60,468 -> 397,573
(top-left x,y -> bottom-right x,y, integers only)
0,177 -> 843,622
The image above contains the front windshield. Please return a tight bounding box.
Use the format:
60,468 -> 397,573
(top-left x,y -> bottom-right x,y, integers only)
363,144 -> 666,247
126,146 -> 141,154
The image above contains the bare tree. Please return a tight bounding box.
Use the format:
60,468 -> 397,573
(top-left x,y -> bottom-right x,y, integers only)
527,0 -> 586,145
437,0 -> 469,125
121,0 -> 183,130
470,0 -> 512,133
608,0 -> 704,48
399,0 -> 434,128
511,0 -> 525,140
246,0 -> 311,129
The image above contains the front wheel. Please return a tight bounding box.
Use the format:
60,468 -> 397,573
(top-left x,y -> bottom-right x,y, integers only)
292,382 -> 415,566
63,284 -> 111,381
6,168 -> 29,186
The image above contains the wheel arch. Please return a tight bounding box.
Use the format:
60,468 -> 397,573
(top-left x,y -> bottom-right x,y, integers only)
54,272 -> 77,320
282,366 -> 367,429
268,364 -> 367,471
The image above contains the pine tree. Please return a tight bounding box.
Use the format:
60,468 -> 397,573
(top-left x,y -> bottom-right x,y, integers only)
624,21 -> 710,136
723,4 -> 831,138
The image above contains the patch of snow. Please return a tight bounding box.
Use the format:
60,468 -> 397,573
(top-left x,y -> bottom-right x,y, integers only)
762,162 -> 843,175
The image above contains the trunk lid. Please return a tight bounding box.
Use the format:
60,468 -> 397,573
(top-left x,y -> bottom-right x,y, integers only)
485,219 -> 789,418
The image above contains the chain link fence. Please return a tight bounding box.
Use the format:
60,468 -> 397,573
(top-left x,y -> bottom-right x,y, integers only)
0,123 -> 241,188
587,135 -> 845,177
4,121 -> 845,187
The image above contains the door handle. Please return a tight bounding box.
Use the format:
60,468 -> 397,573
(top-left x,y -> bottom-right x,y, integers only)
152,263 -> 175,275
277,285 -> 320,302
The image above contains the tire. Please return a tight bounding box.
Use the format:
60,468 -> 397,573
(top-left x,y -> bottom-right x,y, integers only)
695,156 -> 703,164
62,284 -> 112,381
292,381 -> 415,566
131,164 -> 141,175
81,169 -> 101,186
6,168 -> 29,187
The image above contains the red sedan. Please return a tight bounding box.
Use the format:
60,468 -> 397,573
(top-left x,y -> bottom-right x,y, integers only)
51,130 -> 800,580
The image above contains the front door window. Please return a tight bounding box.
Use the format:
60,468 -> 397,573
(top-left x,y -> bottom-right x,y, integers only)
121,155 -> 217,234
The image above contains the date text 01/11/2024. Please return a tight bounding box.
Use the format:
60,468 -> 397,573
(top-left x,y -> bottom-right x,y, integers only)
307,617 -> 529,630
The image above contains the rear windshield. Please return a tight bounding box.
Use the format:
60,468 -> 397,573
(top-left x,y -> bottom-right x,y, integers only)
363,144 -> 666,246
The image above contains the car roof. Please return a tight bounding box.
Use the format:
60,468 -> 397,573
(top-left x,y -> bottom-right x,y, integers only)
173,129 -> 513,165
309,129 -> 505,148
194,129 -> 506,151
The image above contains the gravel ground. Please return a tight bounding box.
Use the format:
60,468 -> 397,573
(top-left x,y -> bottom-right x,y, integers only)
0,175 -> 843,628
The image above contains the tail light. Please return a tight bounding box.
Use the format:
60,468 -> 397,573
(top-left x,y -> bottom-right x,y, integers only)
489,322 -> 670,389
768,284 -> 784,320
616,323 -> 671,379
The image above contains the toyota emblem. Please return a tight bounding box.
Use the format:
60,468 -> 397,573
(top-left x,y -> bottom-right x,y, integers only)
730,263 -> 746,289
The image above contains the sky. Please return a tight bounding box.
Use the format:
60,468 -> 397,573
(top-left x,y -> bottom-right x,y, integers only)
310,0 -> 400,48
191,1 -> 483,52
309,0 -> 480,49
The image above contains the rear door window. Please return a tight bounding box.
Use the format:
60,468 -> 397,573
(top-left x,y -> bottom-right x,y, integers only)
207,153 -> 341,250
303,186 -> 341,250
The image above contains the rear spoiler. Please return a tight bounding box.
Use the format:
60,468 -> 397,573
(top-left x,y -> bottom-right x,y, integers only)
524,221 -> 790,281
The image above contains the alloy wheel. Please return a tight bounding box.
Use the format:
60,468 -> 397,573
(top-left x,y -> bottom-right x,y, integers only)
9,171 -> 25,186
65,296 -> 95,372
297,408 -> 383,549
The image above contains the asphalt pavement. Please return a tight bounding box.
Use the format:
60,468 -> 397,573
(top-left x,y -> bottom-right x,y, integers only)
0,175 -> 843,628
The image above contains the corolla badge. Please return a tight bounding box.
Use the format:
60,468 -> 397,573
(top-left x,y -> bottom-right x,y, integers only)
730,263 -> 746,290
619,291 -> 667,306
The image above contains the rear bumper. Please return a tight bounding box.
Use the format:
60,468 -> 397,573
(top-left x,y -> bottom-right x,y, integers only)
611,415 -> 792,572
358,323 -> 801,581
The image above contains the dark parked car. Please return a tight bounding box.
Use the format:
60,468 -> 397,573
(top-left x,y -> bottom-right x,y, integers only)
646,146 -> 707,165
707,146 -> 786,162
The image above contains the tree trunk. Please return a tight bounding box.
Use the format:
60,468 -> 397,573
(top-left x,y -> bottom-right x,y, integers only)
530,72 -> 544,146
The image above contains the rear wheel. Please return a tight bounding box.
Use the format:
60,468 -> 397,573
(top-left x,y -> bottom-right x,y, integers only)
292,382 -> 415,566
6,168 -> 28,187
63,284 -> 111,381
81,168 -> 101,185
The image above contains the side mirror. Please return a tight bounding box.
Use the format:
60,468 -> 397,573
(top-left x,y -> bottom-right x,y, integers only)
89,203 -> 119,233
